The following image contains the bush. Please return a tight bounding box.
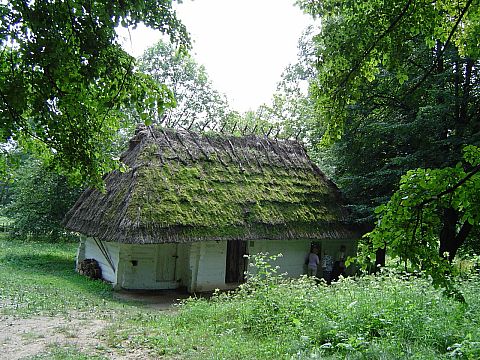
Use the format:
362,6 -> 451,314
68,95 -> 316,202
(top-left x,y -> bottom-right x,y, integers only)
172,253 -> 480,359
5,159 -> 81,242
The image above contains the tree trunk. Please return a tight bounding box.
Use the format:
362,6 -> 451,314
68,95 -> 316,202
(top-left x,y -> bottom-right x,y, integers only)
439,207 -> 473,261
374,247 -> 386,273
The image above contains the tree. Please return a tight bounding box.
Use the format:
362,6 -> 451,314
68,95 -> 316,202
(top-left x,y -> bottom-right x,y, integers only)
0,0 -> 190,186
366,146 -> 480,297
0,140 -> 21,205
5,158 -> 82,240
252,27 -> 319,143
297,0 -> 480,283
138,40 -> 231,131
297,0 -> 480,141
319,39 -> 480,223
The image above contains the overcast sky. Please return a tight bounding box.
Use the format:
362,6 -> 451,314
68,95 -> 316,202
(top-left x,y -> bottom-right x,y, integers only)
118,0 -> 315,112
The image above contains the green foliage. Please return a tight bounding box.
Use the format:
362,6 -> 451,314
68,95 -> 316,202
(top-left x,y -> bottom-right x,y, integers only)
295,0 -> 480,290
301,12 -> 480,225
107,252 -> 480,359
317,40 -> 480,224
366,146 -> 480,296
5,158 -> 82,241
0,0 -> 189,186
218,109 -> 274,137
138,40 -> 232,131
0,140 -> 21,204
2,240 -> 480,359
297,0 -> 480,141
252,26 -> 319,143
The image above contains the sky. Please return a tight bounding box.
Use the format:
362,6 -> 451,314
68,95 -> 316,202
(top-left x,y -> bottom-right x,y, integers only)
118,0 -> 315,112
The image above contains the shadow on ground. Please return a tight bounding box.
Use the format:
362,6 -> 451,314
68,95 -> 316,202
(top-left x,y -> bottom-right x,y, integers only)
1,253 -> 74,274
113,289 -> 200,310
2,252 -> 215,309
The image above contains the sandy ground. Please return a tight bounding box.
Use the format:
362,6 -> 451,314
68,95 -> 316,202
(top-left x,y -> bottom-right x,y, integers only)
0,315 -> 108,360
0,290 -> 192,360
113,289 -> 192,310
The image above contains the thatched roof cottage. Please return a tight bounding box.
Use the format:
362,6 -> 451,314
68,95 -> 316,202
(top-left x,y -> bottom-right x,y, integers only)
65,125 -> 358,292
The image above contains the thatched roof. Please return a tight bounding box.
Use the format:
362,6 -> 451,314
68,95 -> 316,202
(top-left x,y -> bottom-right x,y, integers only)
64,125 -> 356,244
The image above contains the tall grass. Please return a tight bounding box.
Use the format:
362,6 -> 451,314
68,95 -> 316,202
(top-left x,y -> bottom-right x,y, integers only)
0,235 -> 126,317
1,238 -> 479,359
115,253 -> 478,359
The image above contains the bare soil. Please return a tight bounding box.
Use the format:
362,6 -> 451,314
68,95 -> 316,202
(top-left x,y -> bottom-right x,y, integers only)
0,290 -> 190,360
0,314 -> 108,359
112,289 -> 192,310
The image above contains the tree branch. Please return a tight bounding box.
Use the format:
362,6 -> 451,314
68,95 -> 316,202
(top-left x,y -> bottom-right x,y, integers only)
417,163 -> 480,208
338,0 -> 414,91
405,0 -> 474,96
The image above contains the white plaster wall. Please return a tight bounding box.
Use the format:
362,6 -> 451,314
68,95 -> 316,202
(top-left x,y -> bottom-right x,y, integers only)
83,238 -> 119,284
116,243 -> 196,290
119,244 -> 155,289
190,241 -> 227,292
76,238 -> 86,268
247,239 -> 357,278
80,238 -> 356,292
248,239 -> 312,278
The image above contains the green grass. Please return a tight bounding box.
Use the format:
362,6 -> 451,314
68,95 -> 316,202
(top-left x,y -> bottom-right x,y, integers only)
1,237 -> 479,359
28,344 -> 108,360
103,265 -> 480,359
0,237 -> 117,316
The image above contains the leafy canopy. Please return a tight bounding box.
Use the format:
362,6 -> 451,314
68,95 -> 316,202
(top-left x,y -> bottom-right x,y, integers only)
5,158 -> 82,240
298,0 -> 480,294
364,146 -> 480,296
0,0 -> 189,186
245,27 -> 319,142
297,0 -> 480,142
138,40 -> 231,131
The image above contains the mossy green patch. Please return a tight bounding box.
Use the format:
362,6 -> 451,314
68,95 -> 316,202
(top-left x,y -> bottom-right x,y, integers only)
64,129 -> 354,243
124,156 -> 342,231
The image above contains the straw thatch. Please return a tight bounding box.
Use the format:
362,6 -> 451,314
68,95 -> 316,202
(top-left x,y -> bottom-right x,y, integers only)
64,125 -> 356,244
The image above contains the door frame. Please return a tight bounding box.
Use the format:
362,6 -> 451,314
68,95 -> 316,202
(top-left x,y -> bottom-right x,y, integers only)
155,243 -> 179,288
225,240 -> 248,283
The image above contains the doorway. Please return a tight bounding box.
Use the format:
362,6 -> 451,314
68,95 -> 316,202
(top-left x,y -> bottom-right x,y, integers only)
156,243 -> 178,283
225,240 -> 247,283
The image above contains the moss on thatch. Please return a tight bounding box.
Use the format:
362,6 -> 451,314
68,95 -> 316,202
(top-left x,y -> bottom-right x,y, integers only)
64,126 -> 356,243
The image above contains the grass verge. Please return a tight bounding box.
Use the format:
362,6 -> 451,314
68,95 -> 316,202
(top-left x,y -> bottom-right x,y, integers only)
1,238 -> 479,359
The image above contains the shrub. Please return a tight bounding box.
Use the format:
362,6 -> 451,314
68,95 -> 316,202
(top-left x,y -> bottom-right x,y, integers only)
173,253 -> 480,359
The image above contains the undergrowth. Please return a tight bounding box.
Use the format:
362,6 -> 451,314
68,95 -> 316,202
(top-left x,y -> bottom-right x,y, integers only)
1,237 -> 479,359
109,253 -> 480,359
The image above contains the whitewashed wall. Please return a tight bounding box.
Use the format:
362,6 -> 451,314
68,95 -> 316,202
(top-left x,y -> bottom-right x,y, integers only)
118,244 -> 155,289
77,238 -> 357,292
117,244 -> 182,290
248,239 -> 311,278
248,239 -> 358,278
81,238 -> 120,284
188,241 -> 227,292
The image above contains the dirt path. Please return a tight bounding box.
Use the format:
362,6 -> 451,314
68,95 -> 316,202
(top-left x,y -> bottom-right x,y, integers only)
1,314 -> 107,359
0,291 -> 189,359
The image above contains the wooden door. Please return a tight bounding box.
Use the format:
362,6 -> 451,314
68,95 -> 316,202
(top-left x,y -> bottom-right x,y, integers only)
225,240 -> 247,283
156,243 -> 177,282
